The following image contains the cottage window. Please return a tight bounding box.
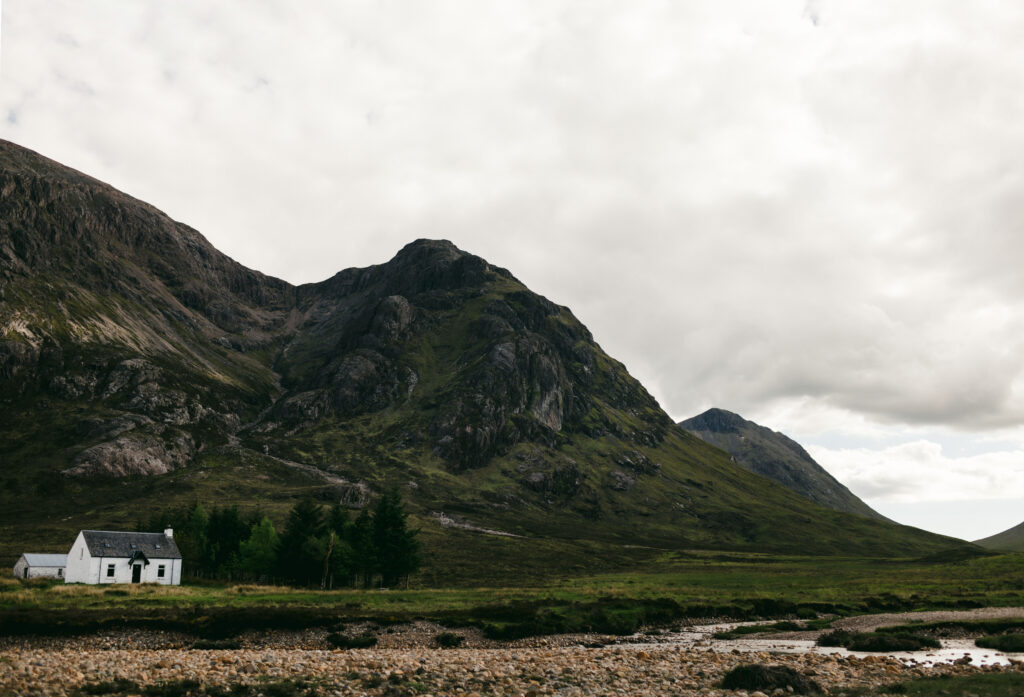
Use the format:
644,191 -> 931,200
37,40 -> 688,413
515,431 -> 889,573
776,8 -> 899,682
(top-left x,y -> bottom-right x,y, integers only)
80,548 -> 84,559
106,564 -> 115,578
57,569 -> 63,577
157,565 -> 165,578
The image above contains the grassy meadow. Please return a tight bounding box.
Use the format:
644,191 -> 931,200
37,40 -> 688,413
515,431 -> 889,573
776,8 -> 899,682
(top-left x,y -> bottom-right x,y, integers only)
2,550 -> 1021,639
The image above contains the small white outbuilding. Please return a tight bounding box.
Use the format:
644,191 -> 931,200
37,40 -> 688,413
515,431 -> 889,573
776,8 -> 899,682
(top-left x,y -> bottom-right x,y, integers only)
64,529 -> 182,585
12,553 -> 67,580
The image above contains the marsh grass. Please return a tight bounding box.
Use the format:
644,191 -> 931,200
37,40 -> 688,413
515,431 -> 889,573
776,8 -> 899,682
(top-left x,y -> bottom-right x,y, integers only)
976,633 -> 1024,652
5,552 -> 1022,640
816,630 -> 940,652
720,664 -> 821,694
74,678 -> 324,697
713,620 -> 815,640
844,672 -> 1024,697
878,617 -> 1024,637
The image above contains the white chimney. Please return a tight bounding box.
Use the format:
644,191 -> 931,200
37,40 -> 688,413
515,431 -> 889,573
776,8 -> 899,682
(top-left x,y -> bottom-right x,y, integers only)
164,527 -> 174,539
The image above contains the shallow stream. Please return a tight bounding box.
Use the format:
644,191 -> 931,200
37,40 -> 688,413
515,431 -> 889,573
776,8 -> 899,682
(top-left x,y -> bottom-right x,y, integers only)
625,620 -> 1020,667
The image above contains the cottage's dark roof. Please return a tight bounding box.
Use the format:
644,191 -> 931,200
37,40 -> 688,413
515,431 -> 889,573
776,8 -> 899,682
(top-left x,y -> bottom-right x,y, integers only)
81,531 -> 182,559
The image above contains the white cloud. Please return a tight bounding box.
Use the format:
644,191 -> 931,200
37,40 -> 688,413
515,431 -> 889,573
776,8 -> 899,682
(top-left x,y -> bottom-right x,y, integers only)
869,499 -> 1024,541
807,440 -> 1024,504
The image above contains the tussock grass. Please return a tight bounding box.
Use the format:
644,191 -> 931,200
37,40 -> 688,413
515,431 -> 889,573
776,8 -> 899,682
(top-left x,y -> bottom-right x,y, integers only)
720,664 -> 821,694
816,630 -> 940,652
844,672 -> 1024,697
976,633 -> 1024,652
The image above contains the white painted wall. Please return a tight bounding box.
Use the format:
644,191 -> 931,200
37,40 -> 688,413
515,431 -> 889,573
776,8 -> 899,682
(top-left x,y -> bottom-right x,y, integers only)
64,532 -> 181,585
11,556 -> 64,579
64,533 -> 95,584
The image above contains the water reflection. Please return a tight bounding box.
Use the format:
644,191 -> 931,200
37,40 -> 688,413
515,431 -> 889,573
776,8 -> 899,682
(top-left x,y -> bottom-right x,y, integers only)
622,621 -> 1019,667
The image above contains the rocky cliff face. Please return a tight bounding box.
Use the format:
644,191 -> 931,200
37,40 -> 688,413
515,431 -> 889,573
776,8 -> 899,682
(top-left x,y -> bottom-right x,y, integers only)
0,140 -> 672,486
0,139 -> 967,562
261,239 -> 667,471
680,408 -> 885,520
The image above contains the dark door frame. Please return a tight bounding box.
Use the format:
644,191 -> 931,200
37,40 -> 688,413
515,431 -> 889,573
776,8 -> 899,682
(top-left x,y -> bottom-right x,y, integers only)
131,564 -> 142,583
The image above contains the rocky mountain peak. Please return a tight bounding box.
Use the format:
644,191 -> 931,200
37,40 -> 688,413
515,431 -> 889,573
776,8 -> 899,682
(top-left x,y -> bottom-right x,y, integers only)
683,408 -> 747,434
680,408 -> 885,521
307,238 -> 508,302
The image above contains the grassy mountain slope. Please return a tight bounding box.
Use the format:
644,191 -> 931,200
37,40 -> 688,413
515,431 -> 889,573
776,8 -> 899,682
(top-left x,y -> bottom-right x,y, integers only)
681,408 -> 884,520
975,521 -> 1024,552
0,140 -> 973,580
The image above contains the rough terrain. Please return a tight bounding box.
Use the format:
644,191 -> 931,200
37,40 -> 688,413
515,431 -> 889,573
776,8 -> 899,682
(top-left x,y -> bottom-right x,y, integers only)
768,606 -> 1024,641
4,609 -> 1024,696
3,639 -> 1022,697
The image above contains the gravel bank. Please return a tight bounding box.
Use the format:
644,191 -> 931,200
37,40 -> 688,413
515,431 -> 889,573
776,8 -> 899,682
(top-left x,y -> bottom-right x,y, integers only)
831,606 -> 1024,633
1,641 -> 1022,696
767,606 -> 1024,641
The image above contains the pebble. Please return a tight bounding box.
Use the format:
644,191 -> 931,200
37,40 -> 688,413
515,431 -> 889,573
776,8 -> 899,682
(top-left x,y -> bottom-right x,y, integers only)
1,638 -> 1021,697
2,621 -> 1024,697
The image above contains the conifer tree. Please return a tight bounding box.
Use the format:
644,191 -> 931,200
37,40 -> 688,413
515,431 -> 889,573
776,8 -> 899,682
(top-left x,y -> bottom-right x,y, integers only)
371,489 -> 421,587
349,508 -> 376,588
239,516 -> 279,580
207,507 -> 250,578
276,499 -> 327,586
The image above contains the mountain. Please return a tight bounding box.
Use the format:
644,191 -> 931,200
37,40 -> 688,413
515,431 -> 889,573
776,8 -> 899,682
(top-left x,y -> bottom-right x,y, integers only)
680,408 -> 884,520
975,521 -> 1024,552
0,140 -> 970,579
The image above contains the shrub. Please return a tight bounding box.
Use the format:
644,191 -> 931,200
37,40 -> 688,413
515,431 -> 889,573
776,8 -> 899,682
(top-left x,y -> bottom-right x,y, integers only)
81,679 -> 139,695
846,632 -> 940,652
817,629 -> 855,647
192,638 -> 242,650
262,680 -> 311,697
715,621 -> 805,640
976,633 -> 1024,653
141,680 -> 202,697
817,630 -> 939,652
434,632 -> 465,648
720,664 -> 821,694
326,632 -> 378,649
771,620 -> 802,631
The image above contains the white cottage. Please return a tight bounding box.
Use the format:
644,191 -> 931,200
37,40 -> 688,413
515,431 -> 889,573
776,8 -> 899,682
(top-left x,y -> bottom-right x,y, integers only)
12,553 -> 67,580
65,529 -> 182,585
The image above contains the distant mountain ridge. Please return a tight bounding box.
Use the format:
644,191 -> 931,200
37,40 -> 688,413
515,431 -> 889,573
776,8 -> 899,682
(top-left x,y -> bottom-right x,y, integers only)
0,139 -> 970,576
975,520 -> 1024,551
680,408 -> 885,520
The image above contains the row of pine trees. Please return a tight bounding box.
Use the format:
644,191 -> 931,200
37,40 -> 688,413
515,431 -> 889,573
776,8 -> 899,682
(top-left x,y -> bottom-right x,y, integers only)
140,491 -> 421,588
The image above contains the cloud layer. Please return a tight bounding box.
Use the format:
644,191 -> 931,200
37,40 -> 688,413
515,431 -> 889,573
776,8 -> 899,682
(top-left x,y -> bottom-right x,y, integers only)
3,1 -> 1023,532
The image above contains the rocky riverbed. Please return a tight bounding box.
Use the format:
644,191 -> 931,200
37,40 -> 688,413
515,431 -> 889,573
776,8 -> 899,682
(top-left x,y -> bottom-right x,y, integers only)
1,638 -> 1022,696
3,610 -> 1024,696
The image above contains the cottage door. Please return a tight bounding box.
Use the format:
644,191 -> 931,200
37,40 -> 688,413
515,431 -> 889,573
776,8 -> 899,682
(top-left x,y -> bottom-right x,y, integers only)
131,564 -> 142,583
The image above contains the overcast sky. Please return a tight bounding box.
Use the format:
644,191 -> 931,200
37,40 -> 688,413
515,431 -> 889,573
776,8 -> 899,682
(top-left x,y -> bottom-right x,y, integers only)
3,1 -> 1023,541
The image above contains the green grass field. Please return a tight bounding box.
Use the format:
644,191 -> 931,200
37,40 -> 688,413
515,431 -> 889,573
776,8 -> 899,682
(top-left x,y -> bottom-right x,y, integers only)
2,551 -> 1021,639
